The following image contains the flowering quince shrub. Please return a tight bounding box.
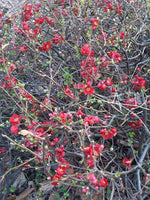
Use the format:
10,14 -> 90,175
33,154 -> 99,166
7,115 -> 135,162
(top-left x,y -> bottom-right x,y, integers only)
0,0 -> 150,199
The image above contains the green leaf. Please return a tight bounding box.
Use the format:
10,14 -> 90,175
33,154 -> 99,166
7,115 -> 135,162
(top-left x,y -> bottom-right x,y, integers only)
115,173 -> 120,177
10,185 -> 15,193
2,188 -> 7,194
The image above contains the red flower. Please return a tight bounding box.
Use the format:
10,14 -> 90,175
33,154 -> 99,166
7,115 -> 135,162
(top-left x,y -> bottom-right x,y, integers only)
19,45 -> 28,52
145,174 -> 150,184
75,82 -> 85,92
64,84 -> 75,99
129,121 -> 138,129
106,78 -> 114,86
52,34 -> 64,45
34,17 -> 44,25
89,174 -> 99,186
90,18 -> 99,30
8,63 -> 16,74
81,44 -> 94,56
99,178 -> 109,187
44,17 -> 55,26
55,146 -> 65,162
107,51 -> 123,63
87,159 -> 94,168
116,5 -> 122,15
22,21 -> 30,32
59,112 -> 73,124
56,165 -> 66,176
98,32 -> 107,41
0,147 -> 7,154
76,108 -> 85,118
110,127 -> 117,136
99,57 -> 110,68
24,4 -> 32,13
0,13 -> 3,18
131,74 -> 146,90
137,118 -> 143,127
3,76 -> 17,88
23,12 -> 32,21
51,174 -> 61,186
10,114 -> 22,125
94,144 -> 104,158
84,82 -> 95,95
84,144 -> 93,158
123,158 -> 132,169
83,115 -> 100,126
39,42 -> 51,51
120,32 -> 125,40
97,80 -> 106,91
99,128 -> 117,139
11,125 -> 19,135
147,100 -> 150,105
109,87 -> 116,93
99,129 -> 111,139
84,143 -> 103,167
125,98 -> 138,109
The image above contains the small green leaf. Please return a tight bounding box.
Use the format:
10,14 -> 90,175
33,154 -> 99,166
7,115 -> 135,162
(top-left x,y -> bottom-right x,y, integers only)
10,185 -> 15,193
115,173 -> 120,177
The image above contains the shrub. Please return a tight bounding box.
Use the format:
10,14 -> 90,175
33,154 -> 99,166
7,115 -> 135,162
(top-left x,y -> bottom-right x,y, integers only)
0,0 -> 150,199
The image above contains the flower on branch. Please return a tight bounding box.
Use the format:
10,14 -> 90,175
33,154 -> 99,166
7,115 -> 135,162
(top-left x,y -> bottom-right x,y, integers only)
81,44 -> 94,56
90,18 -> 99,30
125,98 -> 138,109
99,178 -> 109,187
83,81 -> 95,95
123,158 -> 132,169
99,127 -> 117,139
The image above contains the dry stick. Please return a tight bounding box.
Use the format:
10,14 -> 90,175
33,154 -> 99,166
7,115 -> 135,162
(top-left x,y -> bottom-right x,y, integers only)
103,143 -> 150,177
137,169 -> 142,200
2,134 -> 42,158
0,156 -> 36,184
138,92 -> 148,157
110,180 -> 115,200
2,134 -> 53,179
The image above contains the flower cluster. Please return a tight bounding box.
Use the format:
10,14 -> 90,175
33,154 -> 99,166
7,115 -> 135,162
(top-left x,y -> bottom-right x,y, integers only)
51,145 -> 70,186
22,21 -> 30,32
125,98 -> 138,109
90,18 -> 99,30
59,112 -> 73,124
23,4 -> 32,21
64,84 -> 75,99
39,41 -> 51,51
52,34 -> 64,45
76,107 -> 85,118
107,51 -> 123,63
99,127 -> 117,139
131,74 -> 146,90
18,88 -> 33,101
1,76 -> 17,88
19,45 -> 28,52
84,143 -> 104,168
81,44 -> 94,56
89,174 -> 109,188
103,1 -> 122,15
129,118 -> 143,129
10,114 -> 22,135
99,57 -> 110,68
83,115 -> 100,126
80,57 -> 99,80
